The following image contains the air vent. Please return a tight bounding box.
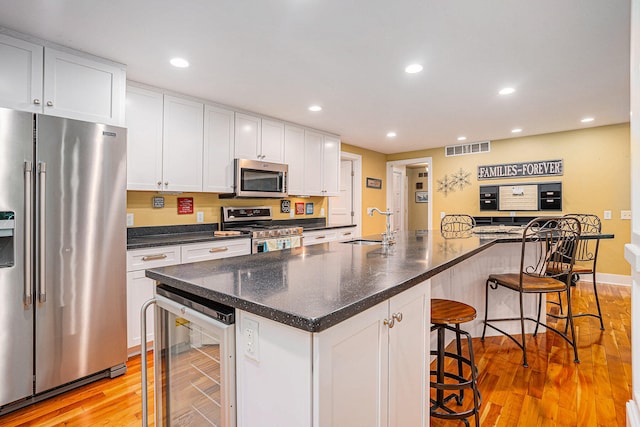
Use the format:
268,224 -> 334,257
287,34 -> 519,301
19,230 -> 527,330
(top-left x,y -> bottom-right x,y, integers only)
445,141 -> 490,157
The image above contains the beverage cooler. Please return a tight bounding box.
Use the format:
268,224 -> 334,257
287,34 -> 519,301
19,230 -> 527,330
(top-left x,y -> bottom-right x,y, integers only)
143,285 -> 236,427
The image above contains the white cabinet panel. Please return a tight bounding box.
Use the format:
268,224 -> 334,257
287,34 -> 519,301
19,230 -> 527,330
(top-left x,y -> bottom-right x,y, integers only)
334,227 -> 357,242
181,239 -> 250,263
284,125 -> 305,195
304,130 -> 324,196
162,95 -> 204,192
203,104 -> 235,192
303,229 -> 338,246
126,245 -> 181,272
125,85 -> 164,191
0,33 -> 43,112
322,135 -> 341,197
43,47 -> 125,125
234,112 -> 261,160
126,270 -> 155,350
261,118 -> 284,162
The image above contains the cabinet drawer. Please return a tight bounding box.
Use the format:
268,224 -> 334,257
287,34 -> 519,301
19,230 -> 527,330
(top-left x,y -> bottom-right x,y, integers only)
181,239 -> 251,263
303,230 -> 338,246
480,199 -> 497,210
127,245 -> 181,272
335,228 -> 357,241
540,198 -> 562,210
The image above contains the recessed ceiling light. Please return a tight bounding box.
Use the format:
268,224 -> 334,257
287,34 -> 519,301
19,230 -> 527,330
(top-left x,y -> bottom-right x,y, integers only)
457,136 -> 467,141
511,128 -> 523,133
581,117 -> 595,123
308,105 -> 322,112
499,87 -> 515,95
170,57 -> 189,68
405,64 -> 423,74
387,132 -> 397,138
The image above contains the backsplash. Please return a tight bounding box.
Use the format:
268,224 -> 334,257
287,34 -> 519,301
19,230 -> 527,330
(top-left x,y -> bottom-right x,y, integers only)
126,191 -> 328,227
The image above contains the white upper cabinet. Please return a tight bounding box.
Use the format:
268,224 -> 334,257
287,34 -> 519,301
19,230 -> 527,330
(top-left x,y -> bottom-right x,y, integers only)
43,47 -> 126,126
125,85 -> 164,191
203,104 -> 235,193
234,113 -> 285,163
284,124 -> 305,195
0,32 -> 126,125
304,130 -> 324,196
0,33 -> 43,113
260,118 -> 285,162
162,95 -> 204,192
322,135 -> 341,197
234,113 -> 261,160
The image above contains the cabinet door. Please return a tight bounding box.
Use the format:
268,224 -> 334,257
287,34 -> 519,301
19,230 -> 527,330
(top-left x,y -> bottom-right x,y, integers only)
284,125 -> 305,195
261,119 -> 285,162
203,104 -> 235,192
0,34 -> 43,112
314,301 -> 389,427
304,130 -> 324,196
162,95 -> 204,192
388,282 -> 429,427
126,270 -> 155,352
322,135 -> 341,197
126,85 -> 164,190
43,47 -> 125,125
234,112 -> 261,160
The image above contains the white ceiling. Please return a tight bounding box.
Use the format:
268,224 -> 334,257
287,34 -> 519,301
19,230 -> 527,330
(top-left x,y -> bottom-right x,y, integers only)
0,0 -> 630,154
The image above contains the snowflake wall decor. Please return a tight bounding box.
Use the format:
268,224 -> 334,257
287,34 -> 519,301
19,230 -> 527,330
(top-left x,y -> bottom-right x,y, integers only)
436,168 -> 472,197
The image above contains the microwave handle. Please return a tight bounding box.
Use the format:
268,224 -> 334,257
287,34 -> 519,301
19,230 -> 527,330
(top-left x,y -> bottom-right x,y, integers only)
141,298 -> 156,427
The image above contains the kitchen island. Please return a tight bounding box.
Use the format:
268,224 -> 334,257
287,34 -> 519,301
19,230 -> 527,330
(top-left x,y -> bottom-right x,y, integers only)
147,230 -> 544,427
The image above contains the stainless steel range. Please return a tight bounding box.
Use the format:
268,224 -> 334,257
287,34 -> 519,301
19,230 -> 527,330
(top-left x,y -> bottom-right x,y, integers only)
221,206 -> 303,253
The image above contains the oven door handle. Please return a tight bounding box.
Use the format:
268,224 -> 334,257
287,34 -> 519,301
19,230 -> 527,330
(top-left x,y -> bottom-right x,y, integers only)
140,298 -> 156,427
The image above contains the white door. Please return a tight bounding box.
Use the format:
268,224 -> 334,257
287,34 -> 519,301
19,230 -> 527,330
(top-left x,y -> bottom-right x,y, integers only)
329,160 -> 353,225
392,167 -> 404,231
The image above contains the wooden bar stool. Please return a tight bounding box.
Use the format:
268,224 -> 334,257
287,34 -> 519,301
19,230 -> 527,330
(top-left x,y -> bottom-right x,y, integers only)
430,299 -> 481,427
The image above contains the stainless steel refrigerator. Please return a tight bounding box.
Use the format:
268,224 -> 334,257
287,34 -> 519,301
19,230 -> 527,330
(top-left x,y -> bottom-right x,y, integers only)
0,107 -> 127,413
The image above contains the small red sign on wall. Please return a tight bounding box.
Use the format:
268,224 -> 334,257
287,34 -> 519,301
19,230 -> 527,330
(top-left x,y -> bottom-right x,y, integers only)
177,197 -> 194,215
295,202 -> 305,215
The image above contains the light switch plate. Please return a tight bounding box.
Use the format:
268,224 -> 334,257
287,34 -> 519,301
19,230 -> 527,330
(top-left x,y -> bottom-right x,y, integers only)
604,210 -> 612,220
126,213 -> 134,227
244,318 -> 260,362
196,212 -> 204,223
621,210 -> 632,220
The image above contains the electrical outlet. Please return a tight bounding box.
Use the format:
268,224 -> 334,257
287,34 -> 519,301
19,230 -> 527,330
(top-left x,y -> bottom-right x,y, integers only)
244,318 -> 260,362
440,212 -> 446,219
126,213 -> 134,227
621,210 -> 632,220
320,207 -> 325,216
510,211 -> 516,217
196,212 -> 204,223
367,207 -> 374,216
604,210 -> 612,220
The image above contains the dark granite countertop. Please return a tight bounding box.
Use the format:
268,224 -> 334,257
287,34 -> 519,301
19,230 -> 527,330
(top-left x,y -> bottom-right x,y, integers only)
127,223 -> 249,250
146,231 -> 499,332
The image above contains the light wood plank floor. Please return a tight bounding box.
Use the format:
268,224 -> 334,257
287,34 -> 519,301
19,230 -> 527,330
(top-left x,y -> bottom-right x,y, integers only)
0,281 -> 630,426
431,282 -> 631,427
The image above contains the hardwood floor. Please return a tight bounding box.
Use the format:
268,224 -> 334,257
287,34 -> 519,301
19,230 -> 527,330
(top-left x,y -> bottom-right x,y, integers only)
0,281 -> 630,426
430,282 -> 632,427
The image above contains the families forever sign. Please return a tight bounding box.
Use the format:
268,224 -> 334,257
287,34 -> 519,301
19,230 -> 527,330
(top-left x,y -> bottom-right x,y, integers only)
477,159 -> 563,180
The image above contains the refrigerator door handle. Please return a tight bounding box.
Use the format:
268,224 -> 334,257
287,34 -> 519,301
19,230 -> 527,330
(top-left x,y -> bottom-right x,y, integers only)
38,162 -> 46,303
24,161 -> 33,306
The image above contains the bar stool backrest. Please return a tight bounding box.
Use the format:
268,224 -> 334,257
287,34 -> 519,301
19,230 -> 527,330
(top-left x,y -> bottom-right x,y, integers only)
564,213 -> 601,270
440,214 -> 476,232
520,216 -> 581,285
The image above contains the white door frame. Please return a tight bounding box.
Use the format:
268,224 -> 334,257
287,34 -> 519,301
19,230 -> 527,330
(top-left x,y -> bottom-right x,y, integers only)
329,151 -> 363,238
386,157 -> 433,231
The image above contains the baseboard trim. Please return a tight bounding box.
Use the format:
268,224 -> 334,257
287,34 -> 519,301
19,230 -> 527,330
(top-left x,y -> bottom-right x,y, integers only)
628,399 -> 640,427
596,273 -> 632,286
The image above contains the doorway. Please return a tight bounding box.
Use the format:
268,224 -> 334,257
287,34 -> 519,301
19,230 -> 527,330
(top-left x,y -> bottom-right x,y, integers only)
329,152 -> 362,238
386,157 -> 433,231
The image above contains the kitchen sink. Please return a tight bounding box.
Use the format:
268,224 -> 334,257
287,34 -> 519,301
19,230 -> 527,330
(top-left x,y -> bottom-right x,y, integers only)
341,239 -> 383,245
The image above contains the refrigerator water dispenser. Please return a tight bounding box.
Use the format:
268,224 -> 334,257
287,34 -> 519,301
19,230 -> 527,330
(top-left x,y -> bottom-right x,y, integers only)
0,211 -> 15,268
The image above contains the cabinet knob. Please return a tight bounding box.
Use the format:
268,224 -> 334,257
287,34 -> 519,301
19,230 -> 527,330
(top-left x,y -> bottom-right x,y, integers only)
33,99 -> 41,105
164,182 -> 169,186
383,317 -> 395,328
392,312 -> 403,323
46,101 -> 53,107
157,181 -> 162,186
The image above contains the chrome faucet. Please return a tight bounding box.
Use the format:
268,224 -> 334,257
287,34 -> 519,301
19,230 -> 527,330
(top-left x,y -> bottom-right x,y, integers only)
368,207 -> 395,246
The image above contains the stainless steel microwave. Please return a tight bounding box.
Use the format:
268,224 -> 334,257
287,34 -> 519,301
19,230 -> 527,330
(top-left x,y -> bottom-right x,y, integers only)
230,158 -> 288,198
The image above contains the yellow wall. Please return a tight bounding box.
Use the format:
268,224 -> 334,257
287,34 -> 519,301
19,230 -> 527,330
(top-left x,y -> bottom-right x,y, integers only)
341,143 -> 388,236
387,123 -> 631,276
407,168 -> 429,230
126,192 -> 327,226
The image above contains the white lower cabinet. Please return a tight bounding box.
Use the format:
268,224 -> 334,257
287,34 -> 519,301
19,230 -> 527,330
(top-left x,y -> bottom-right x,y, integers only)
235,280 -> 429,427
303,229 -> 338,246
126,238 -> 250,354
